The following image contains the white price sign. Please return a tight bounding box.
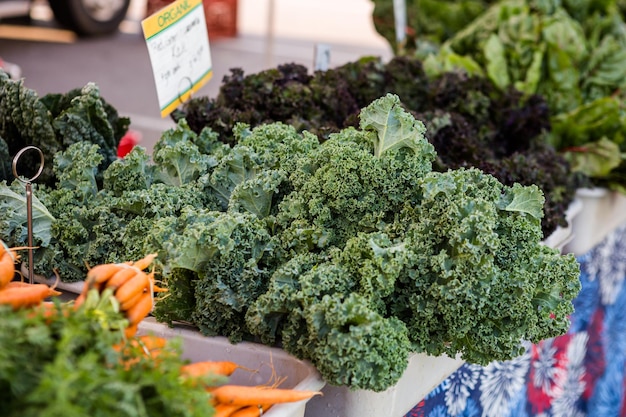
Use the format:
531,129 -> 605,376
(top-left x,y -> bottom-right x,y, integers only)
142,0 -> 213,117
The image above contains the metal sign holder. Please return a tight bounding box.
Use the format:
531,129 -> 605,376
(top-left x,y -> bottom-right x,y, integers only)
11,145 -> 44,284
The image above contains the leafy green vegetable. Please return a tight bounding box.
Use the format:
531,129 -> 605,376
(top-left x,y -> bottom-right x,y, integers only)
388,168 -> 579,363
0,181 -> 54,247
498,183 -> 545,218
359,93 -> 428,157
0,94 -> 581,392
0,73 -> 129,188
424,0 -> 626,188
173,55 -> 582,237
370,0 -> 499,55
0,122 -> 221,281
246,97 -> 580,386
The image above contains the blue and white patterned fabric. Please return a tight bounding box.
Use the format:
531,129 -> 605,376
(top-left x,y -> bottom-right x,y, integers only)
406,223 -> 626,417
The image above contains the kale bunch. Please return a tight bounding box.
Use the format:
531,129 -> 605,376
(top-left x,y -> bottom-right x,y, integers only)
245,95 -> 579,388
171,56 -> 580,237
4,120 -> 221,281
275,94 -> 435,250
0,72 -> 129,188
247,249 -> 413,392
0,94 -> 582,392
388,170 -> 580,363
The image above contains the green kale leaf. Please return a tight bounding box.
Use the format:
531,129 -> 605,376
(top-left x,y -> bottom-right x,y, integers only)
0,181 -> 54,247
358,93 -> 429,157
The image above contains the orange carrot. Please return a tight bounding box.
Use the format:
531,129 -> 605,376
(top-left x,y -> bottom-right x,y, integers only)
0,246 -> 16,289
136,334 -> 168,352
115,272 -> 150,305
213,403 -> 245,417
152,284 -> 168,293
33,301 -> 64,319
124,291 -> 153,326
124,323 -> 139,338
114,335 -> 168,370
145,271 -> 168,293
230,403 -> 272,417
86,263 -> 123,285
210,385 -> 322,406
74,291 -> 86,309
4,281 -> 32,288
105,267 -> 137,290
0,284 -> 62,309
131,253 -> 158,271
119,289 -> 145,311
181,361 -> 241,378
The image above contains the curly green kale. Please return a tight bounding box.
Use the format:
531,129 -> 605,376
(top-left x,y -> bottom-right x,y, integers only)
192,213 -> 279,341
204,122 -> 318,219
246,252 -> 412,392
245,252 -> 329,346
276,94 -> 435,250
0,73 -> 128,188
388,168 -> 581,364
143,206 -> 280,342
306,293 -> 412,391
11,124 -> 222,281
152,119 -> 218,187
247,153 -> 579,389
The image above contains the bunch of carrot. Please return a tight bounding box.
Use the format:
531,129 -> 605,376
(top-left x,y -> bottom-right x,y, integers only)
112,330 -> 323,417
1,246 -> 322,416
181,354 -> 322,417
76,253 -> 165,337
209,383 -> 322,417
0,240 -> 62,309
116,333 -> 322,417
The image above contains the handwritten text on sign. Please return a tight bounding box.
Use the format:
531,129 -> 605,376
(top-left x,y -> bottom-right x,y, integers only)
142,0 -> 213,117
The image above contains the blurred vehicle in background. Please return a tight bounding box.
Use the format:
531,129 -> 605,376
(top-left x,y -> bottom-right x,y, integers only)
0,0 -> 130,36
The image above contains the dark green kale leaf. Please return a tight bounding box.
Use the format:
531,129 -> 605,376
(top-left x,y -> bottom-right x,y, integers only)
0,72 -> 59,185
0,138 -> 11,180
51,84 -> 120,172
0,74 -> 128,188
276,94 -> 434,250
388,168 -> 580,364
247,250 -> 412,392
153,209 -> 280,342
152,267 -> 198,326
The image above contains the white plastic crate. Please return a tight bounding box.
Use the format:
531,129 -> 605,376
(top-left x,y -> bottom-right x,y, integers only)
563,188 -> 626,256
137,318 -> 325,417
304,352 -> 464,417
542,197 -> 583,252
